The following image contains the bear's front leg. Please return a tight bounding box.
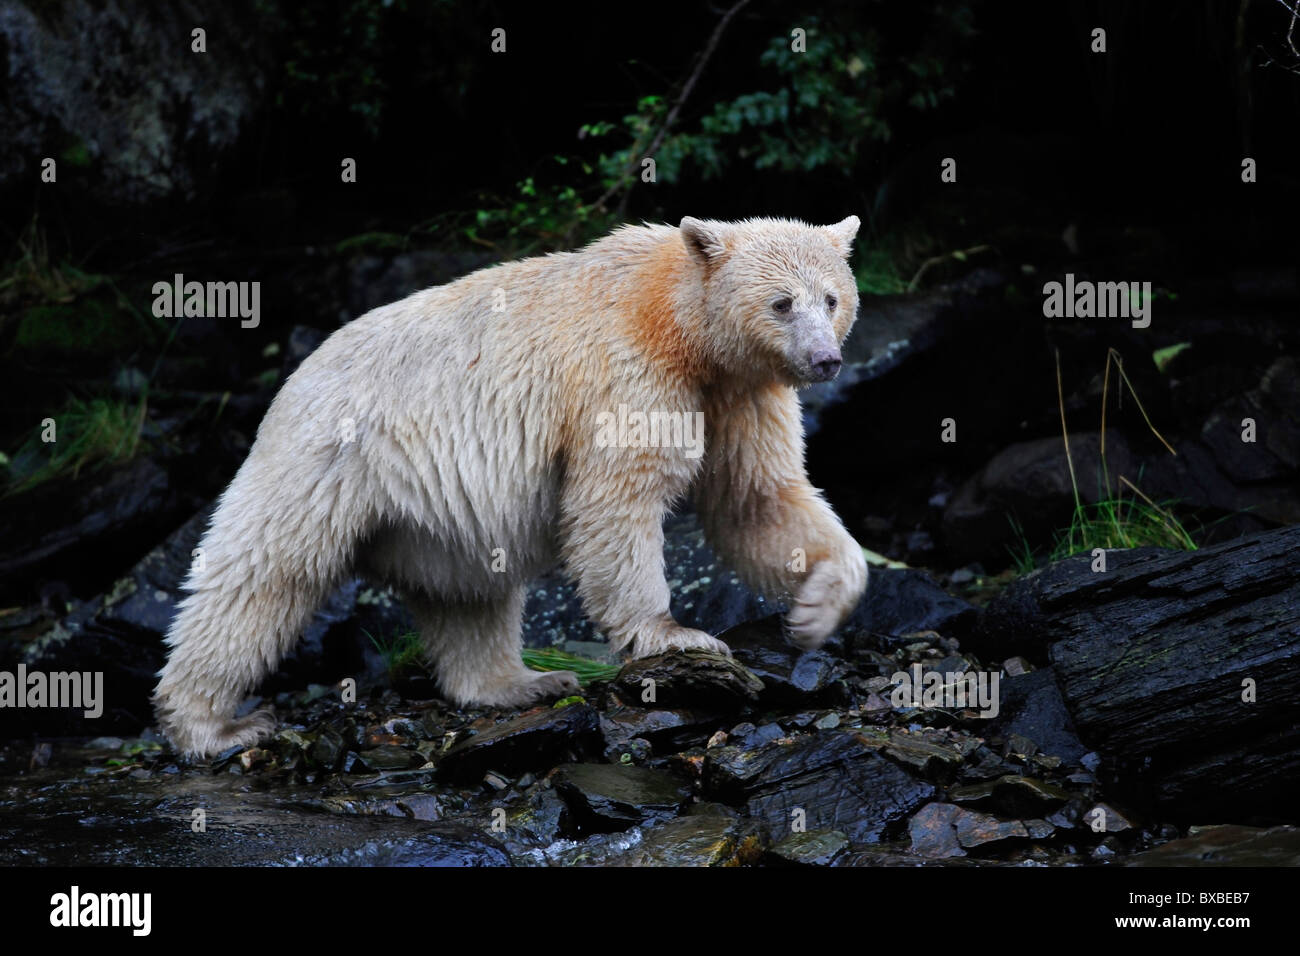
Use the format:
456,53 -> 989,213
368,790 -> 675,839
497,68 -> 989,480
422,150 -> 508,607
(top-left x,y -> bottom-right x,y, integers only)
558,469 -> 730,660
697,383 -> 868,650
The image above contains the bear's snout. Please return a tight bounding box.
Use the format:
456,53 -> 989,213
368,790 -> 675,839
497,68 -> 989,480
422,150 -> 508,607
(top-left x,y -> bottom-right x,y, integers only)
809,348 -> 843,382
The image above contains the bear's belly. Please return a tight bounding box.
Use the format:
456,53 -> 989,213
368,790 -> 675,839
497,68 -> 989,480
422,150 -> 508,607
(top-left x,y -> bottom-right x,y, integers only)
358,490 -> 561,600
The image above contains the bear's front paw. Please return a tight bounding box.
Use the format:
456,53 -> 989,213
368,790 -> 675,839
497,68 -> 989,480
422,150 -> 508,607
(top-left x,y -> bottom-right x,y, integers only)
631,626 -> 732,660
785,549 -> 868,650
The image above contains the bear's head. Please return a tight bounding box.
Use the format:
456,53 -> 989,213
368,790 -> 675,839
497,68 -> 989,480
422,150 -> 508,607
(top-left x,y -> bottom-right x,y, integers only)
680,215 -> 860,387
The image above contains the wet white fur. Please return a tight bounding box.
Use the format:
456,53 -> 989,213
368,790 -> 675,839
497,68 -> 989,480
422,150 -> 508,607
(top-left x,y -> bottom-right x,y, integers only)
154,217 -> 868,756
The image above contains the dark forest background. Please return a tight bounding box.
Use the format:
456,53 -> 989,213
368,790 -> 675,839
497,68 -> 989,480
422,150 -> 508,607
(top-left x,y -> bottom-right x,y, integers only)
2,0 -> 1299,606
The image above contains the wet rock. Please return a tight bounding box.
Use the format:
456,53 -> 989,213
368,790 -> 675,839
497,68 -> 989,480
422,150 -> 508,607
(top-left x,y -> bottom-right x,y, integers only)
908,801 -> 1030,857
1002,657 -> 1032,677
948,774 -> 1071,817
904,801 -> 1034,858
766,829 -> 850,867
993,526 -> 1300,817
436,704 -> 601,784
704,730 -> 936,843
860,727 -> 975,782
313,792 -> 442,821
500,787 -> 568,854
1024,818 -> 1056,840
310,824 -> 511,867
841,568 -> 978,643
909,802 -> 966,858
1085,802 -> 1137,834
608,806 -> 761,866
1128,825 -> 1300,866
980,668 -> 1088,765
552,763 -> 691,834
955,809 -> 1028,849
599,705 -> 723,761
612,651 -> 763,711
308,729 -> 347,772
720,615 -> 849,705
355,746 -> 424,772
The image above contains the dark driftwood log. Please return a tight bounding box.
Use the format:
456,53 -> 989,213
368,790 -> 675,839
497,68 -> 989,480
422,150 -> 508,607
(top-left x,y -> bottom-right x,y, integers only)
981,525 -> 1300,820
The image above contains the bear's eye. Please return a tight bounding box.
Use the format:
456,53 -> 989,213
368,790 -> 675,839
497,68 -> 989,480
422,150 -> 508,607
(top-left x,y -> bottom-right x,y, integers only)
773,297 -> 793,314
826,294 -> 838,311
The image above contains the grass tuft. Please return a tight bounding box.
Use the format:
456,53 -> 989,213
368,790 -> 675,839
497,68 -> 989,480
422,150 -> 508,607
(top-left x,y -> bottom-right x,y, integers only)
3,395 -> 146,496
522,646 -> 621,685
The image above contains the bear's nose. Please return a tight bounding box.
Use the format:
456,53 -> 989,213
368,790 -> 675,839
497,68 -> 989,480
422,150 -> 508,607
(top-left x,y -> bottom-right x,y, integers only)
809,349 -> 842,381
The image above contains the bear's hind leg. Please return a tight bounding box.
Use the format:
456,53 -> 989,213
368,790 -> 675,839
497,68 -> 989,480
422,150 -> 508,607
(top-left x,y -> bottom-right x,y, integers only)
409,587 -> 579,708
154,570 -> 322,757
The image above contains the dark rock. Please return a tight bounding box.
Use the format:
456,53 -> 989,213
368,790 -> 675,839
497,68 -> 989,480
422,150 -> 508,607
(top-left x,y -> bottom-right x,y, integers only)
960,745 -> 1020,783
954,809 -> 1029,849
943,433 -> 1136,567
991,526 -> 1300,818
908,802 -> 966,858
552,763 -> 691,834
860,727 -> 974,782
313,824 -> 511,867
355,745 -> 423,772
1024,818 -> 1056,840
0,0 -> 270,204
602,806 -> 761,866
1085,802 -> 1137,834
1003,656 -> 1032,676
1127,825 -> 1300,866
840,568 -> 978,643
948,775 -> 1071,817
312,792 -> 442,821
801,268 -> 1010,438
766,829 -> 850,866
308,730 -> 346,772
1200,355 -> 1300,486
977,665 -> 1092,764
0,457 -> 177,607
612,650 -> 763,711
721,615 -> 848,704
599,706 -> 723,761
500,787 -> 567,854
703,730 -> 935,843
436,705 -> 601,784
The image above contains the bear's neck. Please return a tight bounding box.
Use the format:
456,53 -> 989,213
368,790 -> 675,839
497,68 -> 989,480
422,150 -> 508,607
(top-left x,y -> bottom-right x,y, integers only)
626,238 -> 722,388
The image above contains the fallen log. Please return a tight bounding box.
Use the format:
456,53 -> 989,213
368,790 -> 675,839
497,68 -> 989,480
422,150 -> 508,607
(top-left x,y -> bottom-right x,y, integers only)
979,525 -> 1300,821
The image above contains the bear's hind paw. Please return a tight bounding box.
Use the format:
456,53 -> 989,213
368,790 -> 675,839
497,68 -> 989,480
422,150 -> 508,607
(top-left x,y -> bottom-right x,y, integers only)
474,668 -> 581,709
161,707 -> 277,759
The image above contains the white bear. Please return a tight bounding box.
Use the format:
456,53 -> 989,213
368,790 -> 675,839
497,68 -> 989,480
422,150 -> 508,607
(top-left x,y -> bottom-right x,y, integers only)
154,216 -> 868,756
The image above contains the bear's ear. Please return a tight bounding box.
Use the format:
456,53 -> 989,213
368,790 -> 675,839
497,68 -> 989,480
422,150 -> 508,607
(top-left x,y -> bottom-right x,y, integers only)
824,215 -> 861,258
680,217 -> 728,265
